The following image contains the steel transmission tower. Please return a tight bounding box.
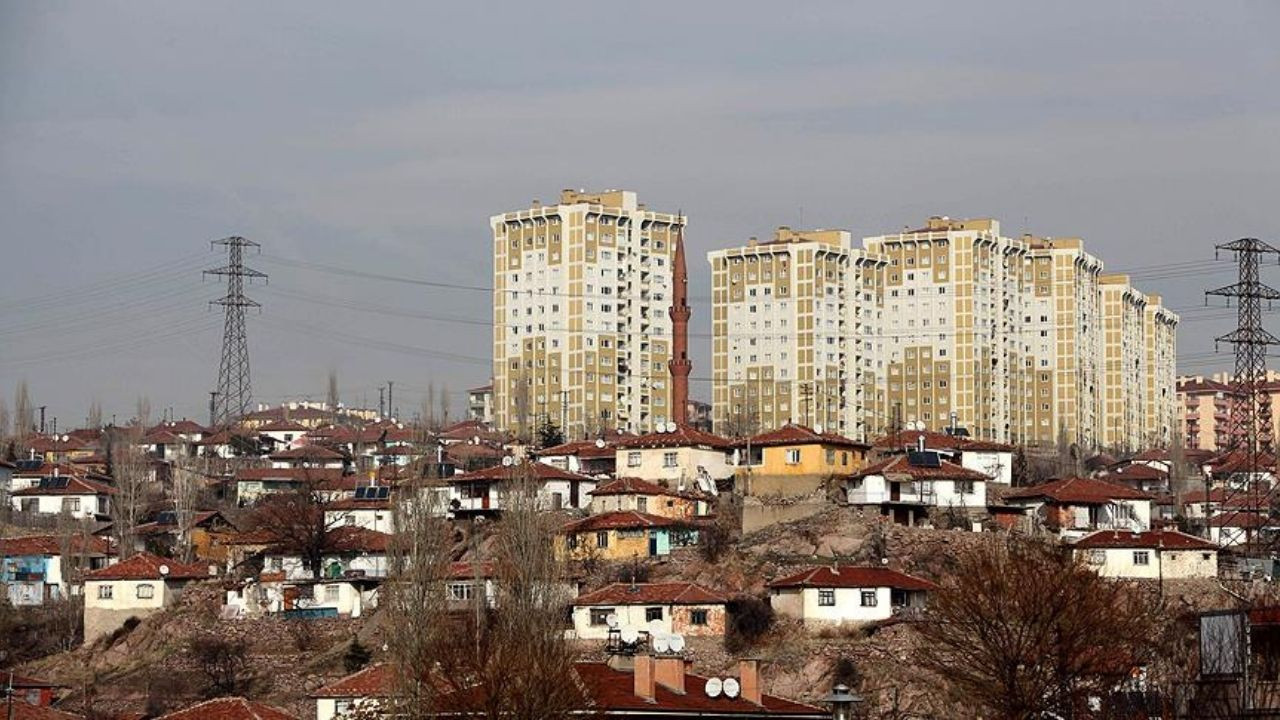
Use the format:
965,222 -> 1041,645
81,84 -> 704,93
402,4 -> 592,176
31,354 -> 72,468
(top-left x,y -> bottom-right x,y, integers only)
204,237 -> 267,427
1205,238 -> 1280,551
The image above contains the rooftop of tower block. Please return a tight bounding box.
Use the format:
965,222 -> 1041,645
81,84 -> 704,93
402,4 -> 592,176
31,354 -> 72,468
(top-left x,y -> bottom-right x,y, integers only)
761,226 -> 850,247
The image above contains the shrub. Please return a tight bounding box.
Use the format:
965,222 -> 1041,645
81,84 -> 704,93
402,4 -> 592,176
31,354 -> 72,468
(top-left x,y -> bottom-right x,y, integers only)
724,595 -> 774,653
187,633 -> 252,697
344,636 -> 373,673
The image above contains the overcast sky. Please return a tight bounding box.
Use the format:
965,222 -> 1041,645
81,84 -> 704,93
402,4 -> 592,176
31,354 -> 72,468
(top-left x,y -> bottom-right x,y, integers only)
2,1 -> 1278,428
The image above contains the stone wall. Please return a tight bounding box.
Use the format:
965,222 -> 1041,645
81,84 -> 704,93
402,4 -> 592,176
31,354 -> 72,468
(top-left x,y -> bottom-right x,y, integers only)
740,496 -> 831,534
84,606 -> 161,644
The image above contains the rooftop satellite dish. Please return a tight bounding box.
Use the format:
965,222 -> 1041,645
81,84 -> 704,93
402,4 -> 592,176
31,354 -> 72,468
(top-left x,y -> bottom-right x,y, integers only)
666,421 -> 678,433
705,678 -> 723,698
648,619 -> 665,635
668,633 -> 685,653
813,423 -> 824,435
595,438 -> 606,449
652,635 -> 670,654
606,613 -> 620,629
501,456 -> 514,467
723,678 -> 741,698
620,626 -> 639,644
61,435 -> 69,442
158,564 -> 170,576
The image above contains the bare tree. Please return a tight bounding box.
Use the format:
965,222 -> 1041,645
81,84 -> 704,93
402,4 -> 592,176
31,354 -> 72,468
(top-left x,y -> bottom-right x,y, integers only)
915,535 -> 1157,719
384,475 -> 454,719
135,395 -> 152,429
440,384 -> 452,428
109,427 -> 151,560
172,460 -> 202,563
87,399 -> 103,430
0,395 -> 10,442
248,470 -> 342,578
14,380 -> 34,440
328,370 -> 340,411
53,510 -> 92,649
425,383 -> 438,431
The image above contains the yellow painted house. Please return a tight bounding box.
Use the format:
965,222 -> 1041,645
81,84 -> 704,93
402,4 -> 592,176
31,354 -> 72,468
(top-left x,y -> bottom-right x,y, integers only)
560,511 -> 697,562
733,424 -> 870,496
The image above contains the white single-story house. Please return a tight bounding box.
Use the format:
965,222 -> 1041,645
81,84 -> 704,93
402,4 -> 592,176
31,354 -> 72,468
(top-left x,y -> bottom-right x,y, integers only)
768,565 -> 936,626
1072,529 -> 1219,579
82,552 -> 214,643
571,582 -> 727,641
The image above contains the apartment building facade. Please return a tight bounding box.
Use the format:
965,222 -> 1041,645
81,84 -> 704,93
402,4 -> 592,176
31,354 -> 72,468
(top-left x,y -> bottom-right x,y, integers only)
492,190 -> 682,437
707,228 -> 886,440
862,217 -> 1030,444
1144,296 -> 1179,447
1099,274 -> 1149,451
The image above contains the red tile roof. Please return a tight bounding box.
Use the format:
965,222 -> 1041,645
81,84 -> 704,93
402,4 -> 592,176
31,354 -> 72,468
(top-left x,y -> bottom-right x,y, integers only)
536,439 -> 618,459
322,526 -> 391,554
9,704 -> 85,720
768,566 -> 937,591
617,425 -> 732,450
575,582 -> 726,606
83,552 -> 211,581
852,453 -> 990,481
1004,477 -> 1153,504
871,429 -> 1014,453
0,534 -> 113,557
1208,511 -> 1271,529
1074,529 -> 1218,551
256,420 -> 310,432
268,444 -> 346,461
562,511 -> 679,533
312,663 -> 395,698
735,424 -> 869,450
1183,487 -> 1228,504
234,467 -> 348,483
11,475 -> 116,497
574,662 -> 823,716
325,496 -> 393,511
147,420 -> 208,436
1103,464 -> 1168,481
590,477 -> 684,498
449,461 -> 594,484
153,697 -> 297,720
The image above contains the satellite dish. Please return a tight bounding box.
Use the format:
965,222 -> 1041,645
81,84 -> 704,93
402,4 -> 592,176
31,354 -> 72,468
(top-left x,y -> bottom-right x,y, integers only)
705,678 -> 723,698
158,564 -> 170,576
813,423 -> 823,435
606,613 -> 620,629
652,635 -> 670,654
648,619 -> 665,635
620,626 -> 639,644
723,678 -> 741,698
666,421 -> 678,433
595,438 -> 606,448
668,633 -> 685,653
501,456 -> 514,467
61,434 -> 69,442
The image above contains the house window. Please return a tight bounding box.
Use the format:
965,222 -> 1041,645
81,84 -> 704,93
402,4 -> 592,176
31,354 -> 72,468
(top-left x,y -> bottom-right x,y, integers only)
645,607 -> 663,622
690,609 -> 709,626
636,497 -> 648,513
1088,550 -> 1106,565
1133,551 -> 1150,566
335,699 -> 354,715
860,590 -> 877,607
97,584 -> 113,600
325,585 -> 341,602
663,451 -> 678,468
448,582 -> 474,602
589,608 -> 615,626
136,584 -> 155,599
627,452 -> 641,468
826,449 -> 836,465
596,531 -> 609,549
956,480 -> 974,495
62,498 -> 81,513
785,449 -> 802,465
818,589 -> 836,606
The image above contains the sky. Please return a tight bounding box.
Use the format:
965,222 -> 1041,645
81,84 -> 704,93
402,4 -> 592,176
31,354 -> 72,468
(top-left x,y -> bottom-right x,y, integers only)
1,1 -> 1279,429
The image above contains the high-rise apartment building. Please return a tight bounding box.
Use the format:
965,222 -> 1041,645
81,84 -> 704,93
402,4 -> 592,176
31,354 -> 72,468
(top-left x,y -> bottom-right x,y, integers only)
1098,274 -> 1149,451
1023,236 -> 1104,447
862,217 -> 1030,444
491,189 -> 683,438
1143,295 -> 1179,446
707,228 -> 886,440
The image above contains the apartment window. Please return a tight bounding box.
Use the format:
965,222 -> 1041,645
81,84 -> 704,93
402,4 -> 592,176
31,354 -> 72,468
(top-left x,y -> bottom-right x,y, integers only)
785,448 -> 802,464
97,584 -> 113,600
818,589 -> 836,606
136,583 -> 155,599
690,609 -> 710,626
645,607 -> 664,622
596,531 -> 610,548
860,590 -> 877,607
589,608 -> 615,626
1133,551 -> 1150,566
627,452 -> 641,468
662,451 -> 678,468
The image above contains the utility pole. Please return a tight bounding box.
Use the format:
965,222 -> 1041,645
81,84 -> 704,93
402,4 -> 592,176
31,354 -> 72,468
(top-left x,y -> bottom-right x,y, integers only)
204,236 -> 267,427
1206,237 -> 1280,553
38,406 -> 46,434
208,391 -> 218,428
387,381 -> 394,421
379,387 -> 386,419
560,390 -> 568,439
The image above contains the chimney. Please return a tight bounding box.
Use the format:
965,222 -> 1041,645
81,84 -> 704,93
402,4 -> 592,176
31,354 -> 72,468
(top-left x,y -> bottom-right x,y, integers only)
738,659 -> 762,705
654,656 -> 686,694
634,654 -> 657,702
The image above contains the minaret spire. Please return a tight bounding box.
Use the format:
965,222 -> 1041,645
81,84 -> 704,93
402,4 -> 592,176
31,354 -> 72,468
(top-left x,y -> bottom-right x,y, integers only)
668,214 -> 692,426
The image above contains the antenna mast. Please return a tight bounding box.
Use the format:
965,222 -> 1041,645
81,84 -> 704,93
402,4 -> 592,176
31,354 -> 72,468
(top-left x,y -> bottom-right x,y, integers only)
205,236 -> 267,427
